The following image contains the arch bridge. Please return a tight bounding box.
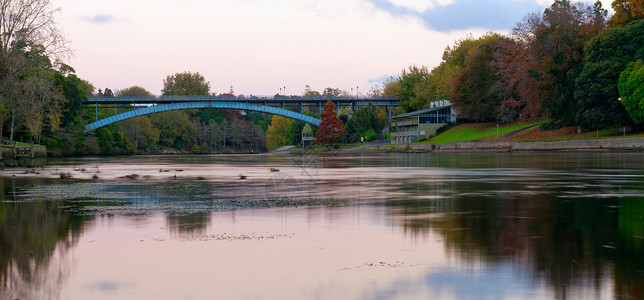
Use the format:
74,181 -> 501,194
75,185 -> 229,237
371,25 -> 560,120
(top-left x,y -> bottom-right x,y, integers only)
83,95 -> 400,132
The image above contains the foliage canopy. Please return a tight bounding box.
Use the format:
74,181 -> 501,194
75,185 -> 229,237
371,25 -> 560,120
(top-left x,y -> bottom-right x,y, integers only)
162,71 -> 211,96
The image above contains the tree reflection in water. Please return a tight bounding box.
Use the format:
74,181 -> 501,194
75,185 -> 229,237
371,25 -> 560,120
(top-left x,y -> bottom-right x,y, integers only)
389,167 -> 644,300
1,152 -> 643,299
0,177 -> 91,300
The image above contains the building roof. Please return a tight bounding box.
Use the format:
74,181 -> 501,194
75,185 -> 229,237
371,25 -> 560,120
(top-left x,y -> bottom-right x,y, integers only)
392,105 -> 451,119
302,123 -> 313,133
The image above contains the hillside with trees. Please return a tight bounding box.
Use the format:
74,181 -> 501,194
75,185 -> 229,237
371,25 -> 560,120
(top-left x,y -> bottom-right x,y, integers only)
384,0 -> 644,132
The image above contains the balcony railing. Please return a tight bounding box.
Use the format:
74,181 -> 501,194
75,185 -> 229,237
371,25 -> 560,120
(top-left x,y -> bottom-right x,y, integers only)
396,120 -> 419,127
391,132 -> 416,138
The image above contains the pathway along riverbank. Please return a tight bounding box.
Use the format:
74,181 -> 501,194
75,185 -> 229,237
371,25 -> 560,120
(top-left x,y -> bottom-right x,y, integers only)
364,137 -> 644,152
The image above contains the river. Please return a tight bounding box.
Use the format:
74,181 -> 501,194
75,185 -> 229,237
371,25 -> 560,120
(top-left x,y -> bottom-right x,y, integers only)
1,152 -> 643,299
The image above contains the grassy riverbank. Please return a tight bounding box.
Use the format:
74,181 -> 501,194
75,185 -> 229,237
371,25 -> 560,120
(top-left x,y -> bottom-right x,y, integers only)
307,122 -> 644,153
426,121 -> 644,143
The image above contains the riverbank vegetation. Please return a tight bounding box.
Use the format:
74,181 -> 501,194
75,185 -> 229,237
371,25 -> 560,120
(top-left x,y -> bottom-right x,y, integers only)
383,0 -> 644,132
2,0 -> 644,157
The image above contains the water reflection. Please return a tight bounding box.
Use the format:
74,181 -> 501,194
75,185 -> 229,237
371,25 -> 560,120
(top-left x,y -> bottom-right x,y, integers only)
385,155 -> 644,299
0,177 -> 91,300
166,213 -> 210,236
0,153 -> 643,299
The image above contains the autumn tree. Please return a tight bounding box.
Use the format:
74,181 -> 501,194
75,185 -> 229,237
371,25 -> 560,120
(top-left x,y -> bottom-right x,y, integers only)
315,100 -> 346,147
389,35 -> 502,114
382,76 -> 400,97
490,37 -> 540,123
609,0 -> 644,27
265,115 -> 293,149
450,33 -> 504,122
510,0 -> 607,127
162,71 -> 210,96
428,34 -> 498,106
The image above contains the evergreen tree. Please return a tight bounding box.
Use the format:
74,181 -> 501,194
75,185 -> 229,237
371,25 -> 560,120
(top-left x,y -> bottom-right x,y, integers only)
618,59 -> 644,123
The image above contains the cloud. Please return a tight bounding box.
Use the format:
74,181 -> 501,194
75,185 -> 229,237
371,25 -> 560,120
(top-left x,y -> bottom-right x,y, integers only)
368,74 -> 397,86
369,0 -> 421,18
418,0 -> 544,31
84,14 -> 115,24
369,0 -> 545,32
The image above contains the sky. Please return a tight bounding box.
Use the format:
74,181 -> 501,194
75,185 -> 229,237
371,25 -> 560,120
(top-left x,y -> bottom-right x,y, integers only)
55,0 -> 614,97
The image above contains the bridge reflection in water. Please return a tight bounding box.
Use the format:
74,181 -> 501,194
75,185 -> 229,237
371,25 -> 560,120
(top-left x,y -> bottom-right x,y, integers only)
83,95 -> 400,132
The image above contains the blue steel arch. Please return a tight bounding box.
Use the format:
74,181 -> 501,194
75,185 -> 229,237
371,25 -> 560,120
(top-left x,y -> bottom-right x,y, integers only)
84,101 -> 321,132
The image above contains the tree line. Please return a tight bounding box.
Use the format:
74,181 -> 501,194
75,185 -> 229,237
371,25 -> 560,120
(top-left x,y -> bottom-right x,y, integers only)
384,0 -> 644,131
0,0 -> 271,155
0,0 -> 388,154
71,72 -> 272,155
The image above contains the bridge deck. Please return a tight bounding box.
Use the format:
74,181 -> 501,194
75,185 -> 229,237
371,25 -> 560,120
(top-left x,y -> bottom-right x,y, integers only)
83,96 -> 400,132
85,95 -> 400,106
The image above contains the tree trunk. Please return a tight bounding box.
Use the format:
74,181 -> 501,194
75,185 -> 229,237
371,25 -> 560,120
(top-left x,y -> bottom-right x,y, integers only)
9,106 -> 15,142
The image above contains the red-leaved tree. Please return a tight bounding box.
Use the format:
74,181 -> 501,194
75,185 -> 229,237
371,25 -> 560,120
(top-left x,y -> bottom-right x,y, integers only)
315,100 -> 347,147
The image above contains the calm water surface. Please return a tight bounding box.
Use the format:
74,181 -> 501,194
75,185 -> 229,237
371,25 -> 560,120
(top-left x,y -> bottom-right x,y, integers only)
1,152 -> 643,299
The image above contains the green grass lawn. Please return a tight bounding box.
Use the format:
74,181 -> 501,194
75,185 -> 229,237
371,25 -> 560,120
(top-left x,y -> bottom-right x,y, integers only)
427,121 -> 544,143
1,139 -> 43,147
425,121 -> 643,144
520,127 -> 642,142
478,121 -> 545,140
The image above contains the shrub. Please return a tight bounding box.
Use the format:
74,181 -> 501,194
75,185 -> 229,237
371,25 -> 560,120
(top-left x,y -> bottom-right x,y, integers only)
362,129 -> 377,142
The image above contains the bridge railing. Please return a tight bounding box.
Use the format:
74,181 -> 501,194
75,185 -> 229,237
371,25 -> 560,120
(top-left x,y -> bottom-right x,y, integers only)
86,95 -> 401,104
